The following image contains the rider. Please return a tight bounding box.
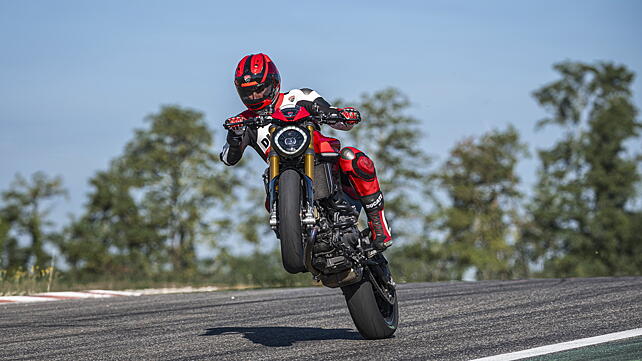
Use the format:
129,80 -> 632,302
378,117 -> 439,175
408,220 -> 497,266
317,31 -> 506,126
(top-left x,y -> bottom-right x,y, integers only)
220,53 -> 392,251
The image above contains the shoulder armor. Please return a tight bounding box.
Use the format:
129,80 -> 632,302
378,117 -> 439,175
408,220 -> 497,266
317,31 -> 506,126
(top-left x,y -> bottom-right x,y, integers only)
288,88 -> 322,102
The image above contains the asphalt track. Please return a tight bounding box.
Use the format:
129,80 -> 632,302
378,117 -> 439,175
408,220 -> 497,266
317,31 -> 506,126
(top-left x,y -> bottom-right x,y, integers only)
1,277 -> 641,360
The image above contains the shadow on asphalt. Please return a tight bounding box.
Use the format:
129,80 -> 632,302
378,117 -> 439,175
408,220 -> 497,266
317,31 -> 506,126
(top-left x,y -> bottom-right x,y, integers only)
201,326 -> 362,347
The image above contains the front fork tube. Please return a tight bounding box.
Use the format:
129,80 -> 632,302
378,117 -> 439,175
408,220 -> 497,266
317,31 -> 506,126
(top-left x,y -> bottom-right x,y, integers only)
301,175 -> 315,227
269,126 -> 280,229
268,177 -> 278,229
302,125 -> 316,227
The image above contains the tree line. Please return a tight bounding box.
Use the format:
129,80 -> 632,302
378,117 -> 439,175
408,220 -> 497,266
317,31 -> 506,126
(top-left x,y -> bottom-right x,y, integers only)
1,60 -> 640,287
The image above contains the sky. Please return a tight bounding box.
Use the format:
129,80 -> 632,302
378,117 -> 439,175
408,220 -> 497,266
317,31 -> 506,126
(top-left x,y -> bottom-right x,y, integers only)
1,0 -> 641,232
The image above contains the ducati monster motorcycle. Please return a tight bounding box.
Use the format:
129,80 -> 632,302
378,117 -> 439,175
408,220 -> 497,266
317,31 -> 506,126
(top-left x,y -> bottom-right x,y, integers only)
224,105 -> 398,339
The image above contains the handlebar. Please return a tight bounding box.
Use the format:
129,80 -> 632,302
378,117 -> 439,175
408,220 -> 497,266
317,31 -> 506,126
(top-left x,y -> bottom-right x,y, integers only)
223,114 -> 343,130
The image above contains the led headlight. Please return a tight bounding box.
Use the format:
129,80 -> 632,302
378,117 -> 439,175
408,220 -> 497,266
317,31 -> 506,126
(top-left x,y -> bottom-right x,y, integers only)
273,126 -> 309,157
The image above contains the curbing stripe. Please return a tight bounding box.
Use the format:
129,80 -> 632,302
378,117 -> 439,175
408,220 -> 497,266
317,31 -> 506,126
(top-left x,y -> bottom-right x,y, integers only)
0,296 -> 58,303
87,290 -> 142,296
0,286 -> 218,304
0,291 -> 124,303
32,295 -> 83,300
36,292 -> 112,299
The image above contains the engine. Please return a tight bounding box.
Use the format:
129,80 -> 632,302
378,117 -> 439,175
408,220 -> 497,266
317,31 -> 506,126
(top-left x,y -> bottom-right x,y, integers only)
308,193 -> 363,288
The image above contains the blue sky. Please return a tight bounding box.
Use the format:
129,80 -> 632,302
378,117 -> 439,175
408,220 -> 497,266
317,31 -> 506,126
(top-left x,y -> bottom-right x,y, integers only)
1,0 -> 641,229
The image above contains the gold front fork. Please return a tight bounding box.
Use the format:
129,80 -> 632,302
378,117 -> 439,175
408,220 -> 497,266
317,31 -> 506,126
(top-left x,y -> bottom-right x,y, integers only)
269,126 -> 279,181
304,125 -> 315,180
269,155 -> 279,180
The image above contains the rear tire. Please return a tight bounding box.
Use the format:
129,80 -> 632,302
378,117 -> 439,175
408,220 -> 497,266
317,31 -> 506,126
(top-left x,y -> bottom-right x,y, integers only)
341,266 -> 398,339
278,169 -> 307,274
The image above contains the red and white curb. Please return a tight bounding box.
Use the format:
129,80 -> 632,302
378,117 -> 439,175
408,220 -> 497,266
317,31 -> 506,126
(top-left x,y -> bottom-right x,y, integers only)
0,286 -> 219,304
0,290 -> 141,303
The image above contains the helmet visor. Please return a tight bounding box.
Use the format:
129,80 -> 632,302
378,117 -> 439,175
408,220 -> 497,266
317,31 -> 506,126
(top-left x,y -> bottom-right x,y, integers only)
237,81 -> 276,108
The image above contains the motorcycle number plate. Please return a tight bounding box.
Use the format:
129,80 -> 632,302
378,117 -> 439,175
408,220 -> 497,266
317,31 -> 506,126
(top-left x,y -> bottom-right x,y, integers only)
256,125 -> 271,154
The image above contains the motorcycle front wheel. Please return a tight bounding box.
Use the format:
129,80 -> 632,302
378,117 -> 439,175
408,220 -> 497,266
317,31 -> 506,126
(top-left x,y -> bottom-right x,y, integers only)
277,169 -> 307,274
341,259 -> 399,339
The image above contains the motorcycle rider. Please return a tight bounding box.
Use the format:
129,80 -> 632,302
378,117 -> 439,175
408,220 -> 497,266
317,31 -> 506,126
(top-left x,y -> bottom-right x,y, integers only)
220,53 -> 392,251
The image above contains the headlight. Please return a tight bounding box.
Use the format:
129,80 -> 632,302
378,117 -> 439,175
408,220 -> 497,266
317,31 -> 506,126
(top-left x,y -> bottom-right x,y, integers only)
273,126 -> 309,157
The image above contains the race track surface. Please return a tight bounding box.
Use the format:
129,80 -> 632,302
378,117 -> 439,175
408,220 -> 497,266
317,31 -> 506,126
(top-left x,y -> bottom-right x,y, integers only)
1,277 -> 641,360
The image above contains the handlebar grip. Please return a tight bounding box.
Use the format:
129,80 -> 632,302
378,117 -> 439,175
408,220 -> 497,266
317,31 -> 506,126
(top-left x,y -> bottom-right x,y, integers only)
224,121 -> 249,130
223,122 -> 242,130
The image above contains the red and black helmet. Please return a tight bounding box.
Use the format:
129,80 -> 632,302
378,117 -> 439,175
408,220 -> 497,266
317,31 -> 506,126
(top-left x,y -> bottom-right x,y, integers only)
234,53 -> 281,111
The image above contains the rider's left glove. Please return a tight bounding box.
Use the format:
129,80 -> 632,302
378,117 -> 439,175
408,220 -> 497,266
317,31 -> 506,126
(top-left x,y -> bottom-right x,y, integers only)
339,107 -> 361,125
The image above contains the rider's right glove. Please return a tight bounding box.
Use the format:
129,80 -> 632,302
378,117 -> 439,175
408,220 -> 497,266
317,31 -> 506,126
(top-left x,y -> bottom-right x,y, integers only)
224,115 -> 247,146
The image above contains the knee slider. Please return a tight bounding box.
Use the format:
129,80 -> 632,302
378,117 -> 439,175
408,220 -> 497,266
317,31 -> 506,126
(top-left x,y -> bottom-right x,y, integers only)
340,147 -> 376,181
353,153 -> 376,180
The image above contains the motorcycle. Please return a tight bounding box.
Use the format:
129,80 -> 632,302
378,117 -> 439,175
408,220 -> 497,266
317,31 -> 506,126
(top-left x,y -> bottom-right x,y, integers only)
224,105 -> 398,339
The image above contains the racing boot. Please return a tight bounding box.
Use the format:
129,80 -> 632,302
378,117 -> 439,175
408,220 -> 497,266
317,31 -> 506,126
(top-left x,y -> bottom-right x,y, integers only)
361,191 -> 392,251
338,147 -> 392,251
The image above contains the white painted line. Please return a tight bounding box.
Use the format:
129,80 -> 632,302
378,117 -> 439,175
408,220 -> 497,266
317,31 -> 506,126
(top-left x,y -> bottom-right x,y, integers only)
471,328 -> 642,361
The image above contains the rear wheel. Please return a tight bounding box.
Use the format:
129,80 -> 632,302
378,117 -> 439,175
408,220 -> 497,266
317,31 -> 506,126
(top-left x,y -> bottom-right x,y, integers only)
278,169 -> 307,274
341,257 -> 398,339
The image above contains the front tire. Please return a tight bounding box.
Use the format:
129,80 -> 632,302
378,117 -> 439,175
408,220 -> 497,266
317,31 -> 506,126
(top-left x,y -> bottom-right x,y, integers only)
341,263 -> 398,339
278,169 -> 307,274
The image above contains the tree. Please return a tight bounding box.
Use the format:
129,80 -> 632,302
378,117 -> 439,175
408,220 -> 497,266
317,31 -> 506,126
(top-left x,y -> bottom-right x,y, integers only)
525,61 -> 642,276
0,172 -> 67,269
0,212 -> 17,269
59,105 -> 237,279
120,105 -> 236,274
57,166 -> 163,279
435,127 -> 527,280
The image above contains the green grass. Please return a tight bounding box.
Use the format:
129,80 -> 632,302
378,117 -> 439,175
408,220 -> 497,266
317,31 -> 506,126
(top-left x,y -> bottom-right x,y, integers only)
0,266 -> 57,296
